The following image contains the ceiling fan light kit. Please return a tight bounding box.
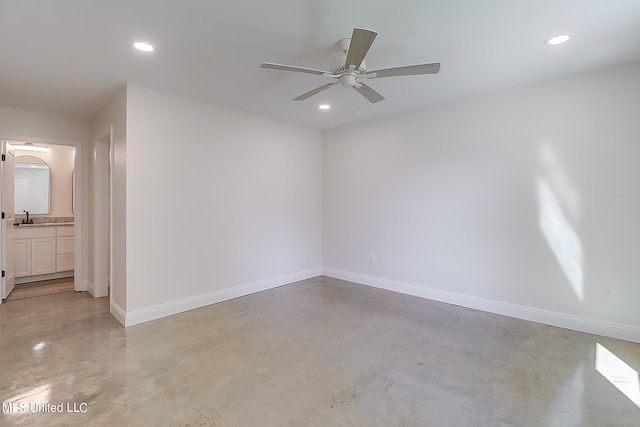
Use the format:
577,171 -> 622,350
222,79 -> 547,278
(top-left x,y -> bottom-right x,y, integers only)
261,27 -> 441,104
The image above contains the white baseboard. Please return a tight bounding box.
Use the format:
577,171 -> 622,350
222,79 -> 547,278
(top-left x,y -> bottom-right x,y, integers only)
323,268 -> 640,343
86,279 -> 109,297
78,278 -> 88,292
110,300 -> 126,326
122,267 -> 323,327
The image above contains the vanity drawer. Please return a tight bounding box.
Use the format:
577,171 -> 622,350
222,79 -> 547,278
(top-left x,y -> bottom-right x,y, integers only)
15,226 -> 56,239
57,226 -> 74,237
57,236 -> 74,254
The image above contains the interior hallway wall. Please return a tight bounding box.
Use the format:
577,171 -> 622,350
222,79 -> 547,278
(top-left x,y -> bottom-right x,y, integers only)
123,85 -> 322,323
0,105 -> 88,143
322,61 -> 640,341
90,87 -> 127,309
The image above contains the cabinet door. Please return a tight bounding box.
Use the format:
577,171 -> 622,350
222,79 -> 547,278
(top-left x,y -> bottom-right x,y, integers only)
14,239 -> 31,277
31,237 -> 56,275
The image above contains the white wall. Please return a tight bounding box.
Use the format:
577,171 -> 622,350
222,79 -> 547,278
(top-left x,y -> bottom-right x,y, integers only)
322,61 -> 640,341
123,86 -> 322,321
0,105 -> 88,143
90,87 -> 127,310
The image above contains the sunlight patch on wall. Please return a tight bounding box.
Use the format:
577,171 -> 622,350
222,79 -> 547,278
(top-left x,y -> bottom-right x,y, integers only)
538,178 -> 584,300
596,343 -> 640,407
538,144 -> 581,220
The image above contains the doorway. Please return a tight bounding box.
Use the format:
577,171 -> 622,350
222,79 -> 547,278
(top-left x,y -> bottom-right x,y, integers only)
1,138 -> 82,304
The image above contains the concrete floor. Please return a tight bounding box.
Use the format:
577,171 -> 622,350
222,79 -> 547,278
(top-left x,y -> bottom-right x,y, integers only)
0,276 -> 639,426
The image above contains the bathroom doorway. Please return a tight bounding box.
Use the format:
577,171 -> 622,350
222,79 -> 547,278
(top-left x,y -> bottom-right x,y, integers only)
1,139 -> 79,303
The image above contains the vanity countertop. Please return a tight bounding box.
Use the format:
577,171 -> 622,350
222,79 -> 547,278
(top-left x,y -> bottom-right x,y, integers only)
16,222 -> 74,228
14,216 -> 74,228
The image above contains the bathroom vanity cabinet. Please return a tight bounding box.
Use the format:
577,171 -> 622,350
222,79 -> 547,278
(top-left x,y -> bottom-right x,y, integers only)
56,226 -> 75,272
14,225 -> 74,283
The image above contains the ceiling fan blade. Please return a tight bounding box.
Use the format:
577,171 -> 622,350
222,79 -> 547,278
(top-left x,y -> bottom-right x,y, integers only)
293,82 -> 337,101
353,83 -> 385,103
260,62 -> 332,76
366,63 -> 441,79
345,28 -> 377,70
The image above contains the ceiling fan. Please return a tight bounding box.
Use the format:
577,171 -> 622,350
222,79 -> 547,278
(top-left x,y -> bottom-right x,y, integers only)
260,28 -> 441,103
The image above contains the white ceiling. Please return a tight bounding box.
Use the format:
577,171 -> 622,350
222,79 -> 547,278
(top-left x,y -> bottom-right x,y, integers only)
1,0 -> 640,130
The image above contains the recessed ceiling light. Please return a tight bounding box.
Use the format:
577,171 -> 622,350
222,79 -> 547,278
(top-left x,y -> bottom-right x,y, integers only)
319,104 -> 330,110
546,35 -> 570,46
133,41 -> 154,52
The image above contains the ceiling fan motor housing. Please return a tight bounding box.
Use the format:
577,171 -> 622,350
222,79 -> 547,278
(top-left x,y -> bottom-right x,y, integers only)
329,40 -> 366,75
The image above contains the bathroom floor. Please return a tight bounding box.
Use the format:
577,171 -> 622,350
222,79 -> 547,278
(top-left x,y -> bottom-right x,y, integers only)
4,278 -> 74,302
0,276 -> 639,426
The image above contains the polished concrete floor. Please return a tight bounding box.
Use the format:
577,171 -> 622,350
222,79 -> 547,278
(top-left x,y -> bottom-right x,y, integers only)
0,276 -> 639,426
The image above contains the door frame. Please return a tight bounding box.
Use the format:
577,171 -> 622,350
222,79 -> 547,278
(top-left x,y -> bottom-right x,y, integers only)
92,127 -> 112,299
0,134 -> 84,295
1,141 -> 16,300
